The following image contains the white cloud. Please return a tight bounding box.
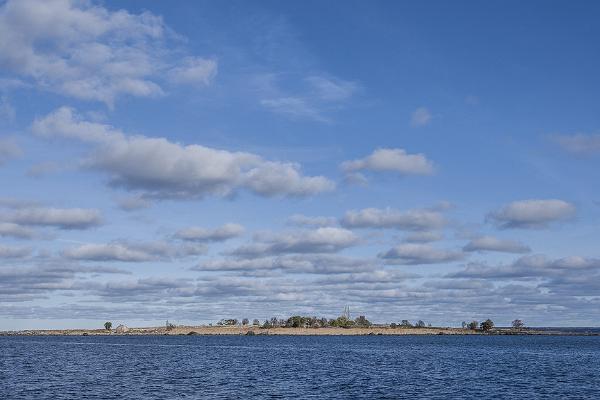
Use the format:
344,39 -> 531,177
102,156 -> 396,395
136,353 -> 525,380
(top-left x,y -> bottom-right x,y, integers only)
410,107 -> 432,127
449,255 -> 600,280
0,96 -> 16,122
341,148 -> 434,176
0,222 -> 35,239
404,231 -> 443,243
305,76 -> 358,101
341,207 -> 446,231
32,107 -> 335,199
2,206 -> 101,230
260,97 -> 327,122
115,196 -> 151,212
488,199 -> 575,229
175,223 -> 244,242
229,227 -> 360,257
0,138 -> 22,166
63,240 -> 206,262
0,244 -> 32,259
258,75 -> 358,122
287,214 -> 337,227
0,0 -> 215,106
167,57 -> 218,86
195,254 -> 375,275
554,134 -> 600,155
379,243 -> 464,265
463,236 -> 531,254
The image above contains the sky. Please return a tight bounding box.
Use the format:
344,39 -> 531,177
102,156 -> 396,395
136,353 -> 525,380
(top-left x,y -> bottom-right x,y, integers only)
0,0 -> 599,330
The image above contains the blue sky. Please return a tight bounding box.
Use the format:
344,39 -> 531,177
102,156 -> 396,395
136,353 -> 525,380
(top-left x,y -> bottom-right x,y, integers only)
1,0 -> 599,329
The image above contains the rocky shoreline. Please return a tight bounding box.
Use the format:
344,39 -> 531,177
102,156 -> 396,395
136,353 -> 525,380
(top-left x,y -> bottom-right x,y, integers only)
2,326 -> 598,336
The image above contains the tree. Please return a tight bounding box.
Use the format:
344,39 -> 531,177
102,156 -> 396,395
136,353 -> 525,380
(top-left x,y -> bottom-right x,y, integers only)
480,319 -> 494,332
400,320 -> 413,328
390,323 -> 397,329
415,320 -> 426,328
354,315 -> 372,327
461,321 -> 467,329
467,321 -> 479,330
262,319 -> 272,329
242,318 -> 249,326
252,319 -> 260,326
104,321 -> 112,331
511,319 -> 524,330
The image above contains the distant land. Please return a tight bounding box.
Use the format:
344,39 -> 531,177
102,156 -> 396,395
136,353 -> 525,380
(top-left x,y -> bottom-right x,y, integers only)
3,326 -> 599,336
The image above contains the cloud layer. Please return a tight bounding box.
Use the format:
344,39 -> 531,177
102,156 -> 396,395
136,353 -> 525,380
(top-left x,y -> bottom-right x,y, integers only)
33,107 -> 335,199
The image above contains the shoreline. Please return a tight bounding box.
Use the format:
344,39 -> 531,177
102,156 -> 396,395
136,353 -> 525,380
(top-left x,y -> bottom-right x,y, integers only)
2,326 -> 598,336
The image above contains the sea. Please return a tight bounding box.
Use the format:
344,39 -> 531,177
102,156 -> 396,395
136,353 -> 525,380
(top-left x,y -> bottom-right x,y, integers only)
1,334 -> 599,399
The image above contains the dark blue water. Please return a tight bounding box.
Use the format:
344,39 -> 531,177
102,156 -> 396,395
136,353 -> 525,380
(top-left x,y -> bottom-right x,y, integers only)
1,335 -> 599,399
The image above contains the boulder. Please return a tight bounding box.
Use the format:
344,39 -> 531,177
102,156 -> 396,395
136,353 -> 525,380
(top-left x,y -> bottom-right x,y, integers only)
115,324 -> 129,334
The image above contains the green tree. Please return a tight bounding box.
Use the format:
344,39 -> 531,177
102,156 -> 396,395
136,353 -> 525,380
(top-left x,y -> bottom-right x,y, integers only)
262,319 -> 272,329
400,320 -> 413,328
480,319 -> 494,332
354,315 -> 372,327
467,321 -> 479,330
104,321 -> 112,331
415,320 -> 426,328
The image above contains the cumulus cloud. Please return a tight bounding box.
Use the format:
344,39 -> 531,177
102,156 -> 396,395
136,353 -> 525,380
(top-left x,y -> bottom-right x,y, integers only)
32,107 -> 335,199
63,240 -> 206,262
410,107 -> 432,127
286,214 -> 337,227
488,199 -> 576,229
0,222 -> 35,239
379,243 -> 464,265
463,236 -> 531,254
0,137 -> 22,166
2,205 -> 101,230
175,223 -> 244,242
341,148 -> 434,176
0,0 -> 215,106
0,244 -> 32,259
553,134 -> 600,155
341,207 -> 446,231
228,227 -> 360,257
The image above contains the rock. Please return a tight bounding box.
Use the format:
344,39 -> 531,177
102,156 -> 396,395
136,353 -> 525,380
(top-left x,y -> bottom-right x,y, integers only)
245,331 -> 256,336
187,331 -> 198,336
115,324 -> 129,334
